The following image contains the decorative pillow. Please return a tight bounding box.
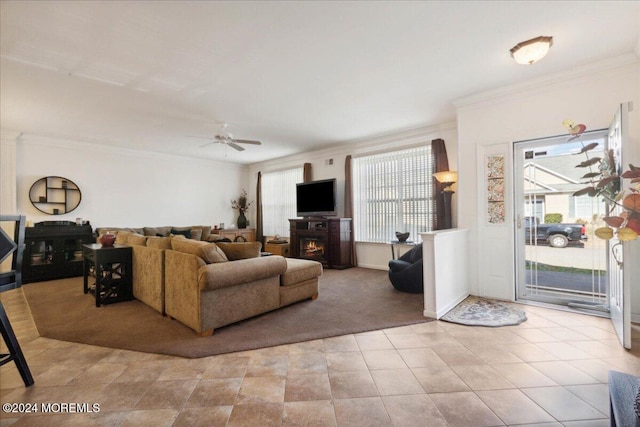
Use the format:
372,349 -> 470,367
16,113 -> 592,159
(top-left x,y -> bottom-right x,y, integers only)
115,230 -> 133,244
146,236 -> 172,250
190,228 -> 203,241
170,239 -> 228,263
171,228 -> 192,239
197,226 -> 212,241
127,234 -> 148,246
216,242 -> 262,260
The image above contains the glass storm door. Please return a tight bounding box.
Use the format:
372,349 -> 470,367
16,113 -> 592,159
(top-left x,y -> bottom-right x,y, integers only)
514,130 -> 610,310
607,103 -> 630,349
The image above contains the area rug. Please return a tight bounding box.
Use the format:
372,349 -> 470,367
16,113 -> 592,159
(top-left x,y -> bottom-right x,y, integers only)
441,296 -> 527,327
20,268 -> 432,358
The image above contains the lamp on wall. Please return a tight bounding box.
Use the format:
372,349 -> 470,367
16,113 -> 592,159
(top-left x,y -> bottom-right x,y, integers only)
433,171 -> 458,229
510,36 -> 553,65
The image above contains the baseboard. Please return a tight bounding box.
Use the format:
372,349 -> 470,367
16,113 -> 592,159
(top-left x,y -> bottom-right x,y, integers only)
354,263 -> 387,271
423,292 -> 469,320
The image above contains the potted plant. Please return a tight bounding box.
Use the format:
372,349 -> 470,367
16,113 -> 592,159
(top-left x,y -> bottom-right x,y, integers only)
231,189 -> 253,229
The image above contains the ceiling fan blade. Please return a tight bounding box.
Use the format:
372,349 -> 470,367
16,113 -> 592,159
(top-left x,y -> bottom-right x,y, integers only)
227,142 -> 245,151
234,139 -> 262,145
199,141 -> 216,148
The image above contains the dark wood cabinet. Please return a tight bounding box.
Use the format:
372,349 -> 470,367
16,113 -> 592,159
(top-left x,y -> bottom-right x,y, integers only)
22,223 -> 95,283
289,218 -> 352,269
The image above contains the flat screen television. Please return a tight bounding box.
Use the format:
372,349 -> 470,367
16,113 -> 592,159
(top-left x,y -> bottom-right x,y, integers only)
296,178 -> 337,217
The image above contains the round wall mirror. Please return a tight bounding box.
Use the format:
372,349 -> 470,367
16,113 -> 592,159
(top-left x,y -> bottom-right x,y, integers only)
29,176 -> 82,215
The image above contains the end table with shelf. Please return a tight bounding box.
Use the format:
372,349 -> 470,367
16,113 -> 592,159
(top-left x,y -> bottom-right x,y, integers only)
83,243 -> 133,307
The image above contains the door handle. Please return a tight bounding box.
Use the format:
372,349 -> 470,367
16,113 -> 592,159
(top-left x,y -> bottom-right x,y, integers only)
517,214 -> 523,228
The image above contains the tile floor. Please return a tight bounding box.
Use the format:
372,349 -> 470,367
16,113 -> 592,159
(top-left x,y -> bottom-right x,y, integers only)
1,285 -> 640,426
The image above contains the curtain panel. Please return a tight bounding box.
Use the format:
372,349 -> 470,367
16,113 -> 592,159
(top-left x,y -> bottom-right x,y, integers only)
256,171 -> 263,244
344,155 -> 358,266
303,163 -> 312,183
431,138 -> 450,230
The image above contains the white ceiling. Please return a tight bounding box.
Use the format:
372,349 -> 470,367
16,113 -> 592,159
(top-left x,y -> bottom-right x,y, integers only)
1,1 -> 639,164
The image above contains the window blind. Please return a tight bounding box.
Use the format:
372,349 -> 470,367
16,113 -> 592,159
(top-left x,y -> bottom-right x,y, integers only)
261,167 -> 304,237
352,145 -> 434,243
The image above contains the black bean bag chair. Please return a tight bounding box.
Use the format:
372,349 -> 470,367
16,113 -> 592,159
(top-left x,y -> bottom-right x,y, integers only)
388,244 -> 423,293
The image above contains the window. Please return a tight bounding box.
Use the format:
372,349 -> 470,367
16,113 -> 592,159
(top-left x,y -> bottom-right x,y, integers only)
571,194 -> 605,222
261,167 -> 304,237
524,196 -> 545,223
352,145 -> 434,243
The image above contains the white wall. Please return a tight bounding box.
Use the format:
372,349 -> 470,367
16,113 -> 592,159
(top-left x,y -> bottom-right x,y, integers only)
0,131 -> 19,215
13,136 -> 249,230
249,122 -> 458,270
456,55 -> 640,307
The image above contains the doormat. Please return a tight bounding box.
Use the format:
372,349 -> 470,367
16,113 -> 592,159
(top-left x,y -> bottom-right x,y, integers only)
441,296 -> 527,327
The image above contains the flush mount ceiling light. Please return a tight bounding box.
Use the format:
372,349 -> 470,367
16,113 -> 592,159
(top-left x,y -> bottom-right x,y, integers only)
510,36 -> 553,65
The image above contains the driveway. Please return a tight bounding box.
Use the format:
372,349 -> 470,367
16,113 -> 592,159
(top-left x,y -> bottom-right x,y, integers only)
525,244 -> 606,270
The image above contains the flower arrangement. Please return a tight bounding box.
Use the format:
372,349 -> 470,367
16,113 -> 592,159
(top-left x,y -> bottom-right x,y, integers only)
231,189 -> 253,214
566,120 -> 640,241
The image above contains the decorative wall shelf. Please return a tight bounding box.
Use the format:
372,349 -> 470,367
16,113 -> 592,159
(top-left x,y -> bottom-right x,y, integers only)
28,176 -> 82,215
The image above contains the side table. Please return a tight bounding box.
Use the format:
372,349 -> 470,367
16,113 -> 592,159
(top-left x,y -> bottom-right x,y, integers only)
265,242 -> 290,257
83,243 -> 133,307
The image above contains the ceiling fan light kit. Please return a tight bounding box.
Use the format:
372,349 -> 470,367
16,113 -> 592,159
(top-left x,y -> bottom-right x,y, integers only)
510,36 -> 553,65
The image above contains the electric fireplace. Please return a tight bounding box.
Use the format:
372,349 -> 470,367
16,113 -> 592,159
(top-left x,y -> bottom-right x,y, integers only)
299,237 -> 327,262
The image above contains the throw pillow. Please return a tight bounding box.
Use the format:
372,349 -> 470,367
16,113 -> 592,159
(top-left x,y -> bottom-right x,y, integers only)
115,230 -> 133,244
127,234 -> 148,246
216,242 -> 262,260
170,239 -> 228,263
171,228 -> 192,239
195,226 -> 212,241
190,228 -> 203,241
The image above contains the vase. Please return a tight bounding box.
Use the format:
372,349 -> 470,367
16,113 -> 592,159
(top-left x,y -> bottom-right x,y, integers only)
99,232 -> 116,247
237,212 -> 247,229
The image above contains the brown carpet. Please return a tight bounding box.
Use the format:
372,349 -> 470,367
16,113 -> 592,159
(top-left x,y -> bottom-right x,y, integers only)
21,268 -> 432,358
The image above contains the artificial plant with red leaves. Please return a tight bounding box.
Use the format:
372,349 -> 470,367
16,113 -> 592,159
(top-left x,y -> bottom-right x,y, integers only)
565,120 -> 640,241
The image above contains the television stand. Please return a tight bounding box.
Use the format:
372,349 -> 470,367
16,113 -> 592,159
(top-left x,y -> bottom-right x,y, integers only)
289,218 -> 352,269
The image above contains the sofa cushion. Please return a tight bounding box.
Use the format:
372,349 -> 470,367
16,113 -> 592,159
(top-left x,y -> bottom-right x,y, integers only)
198,256 -> 287,291
144,226 -> 172,237
216,242 -> 262,260
171,239 -> 228,263
146,236 -> 173,250
128,234 -> 148,246
281,258 -> 323,287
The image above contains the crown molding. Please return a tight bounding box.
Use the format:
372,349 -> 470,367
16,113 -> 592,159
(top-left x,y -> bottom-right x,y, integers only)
454,53 -> 640,110
249,120 -> 457,171
11,131 -> 246,171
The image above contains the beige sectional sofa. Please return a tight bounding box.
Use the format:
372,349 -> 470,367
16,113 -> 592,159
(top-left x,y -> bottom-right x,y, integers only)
165,239 -> 322,336
95,227 -> 322,335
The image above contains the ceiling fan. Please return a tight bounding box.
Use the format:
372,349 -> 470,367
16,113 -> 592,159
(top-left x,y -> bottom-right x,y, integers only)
189,123 -> 262,151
